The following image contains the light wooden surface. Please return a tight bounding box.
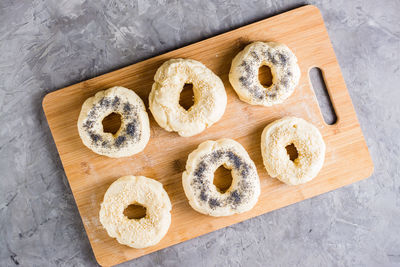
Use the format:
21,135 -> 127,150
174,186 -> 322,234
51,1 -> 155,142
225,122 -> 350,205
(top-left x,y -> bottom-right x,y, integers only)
42,5 -> 373,266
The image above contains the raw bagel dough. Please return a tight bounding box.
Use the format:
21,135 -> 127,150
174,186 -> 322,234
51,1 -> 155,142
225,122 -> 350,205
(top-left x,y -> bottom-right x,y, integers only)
229,41 -> 300,106
149,58 -> 227,137
261,117 -> 325,185
182,139 -> 260,217
99,176 -> 172,248
77,86 -> 150,158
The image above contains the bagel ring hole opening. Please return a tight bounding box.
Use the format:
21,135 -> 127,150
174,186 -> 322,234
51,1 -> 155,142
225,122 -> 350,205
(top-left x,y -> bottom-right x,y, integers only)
179,83 -> 195,110
213,165 -> 233,193
123,204 -> 147,220
102,112 -> 122,135
258,64 -> 273,88
285,143 -> 299,162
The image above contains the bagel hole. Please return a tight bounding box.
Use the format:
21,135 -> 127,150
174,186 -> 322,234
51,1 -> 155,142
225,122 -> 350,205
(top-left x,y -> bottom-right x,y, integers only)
179,83 -> 195,110
213,166 -> 233,193
258,65 -> 273,88
123,204 -> 147,220
102,112 -> 122,135
285,143 -> 299,162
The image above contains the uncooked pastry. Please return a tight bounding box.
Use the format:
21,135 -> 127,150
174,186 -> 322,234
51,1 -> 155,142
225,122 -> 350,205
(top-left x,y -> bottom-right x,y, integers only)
99,175 -> 172,248
261,117 -> 325,185
182,138 -> 260,217
229,41 -> 300,106
77,86 -> 150,158
149,59 -> 227,137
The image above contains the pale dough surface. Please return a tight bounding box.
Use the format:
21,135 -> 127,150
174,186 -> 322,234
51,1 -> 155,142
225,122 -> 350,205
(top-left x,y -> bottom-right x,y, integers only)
77,86 -> 150,158
99,176 -> 172,248
183,138 -> 260,217
261,117 -> 326,185
149,58 -> 227,137
229,41 -> 300,106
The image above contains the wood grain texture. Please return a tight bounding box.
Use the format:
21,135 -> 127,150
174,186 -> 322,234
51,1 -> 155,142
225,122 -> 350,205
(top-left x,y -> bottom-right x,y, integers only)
42,5 -> 373,266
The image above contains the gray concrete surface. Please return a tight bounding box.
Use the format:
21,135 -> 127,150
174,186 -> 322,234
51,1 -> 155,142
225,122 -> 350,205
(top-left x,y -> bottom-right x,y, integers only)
1,0 -> 399,266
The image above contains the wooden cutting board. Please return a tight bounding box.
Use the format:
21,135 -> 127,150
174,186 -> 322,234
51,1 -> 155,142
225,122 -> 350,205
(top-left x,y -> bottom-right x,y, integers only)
42,5 -> 373,266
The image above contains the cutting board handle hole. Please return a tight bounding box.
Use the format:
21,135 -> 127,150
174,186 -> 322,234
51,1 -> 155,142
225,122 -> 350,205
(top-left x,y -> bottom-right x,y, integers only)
102,112 -> 122,135
123,204 -> 147,220
258,65 -> 273,88
309,67 -> 337,125
285,143 -> 299,161
180,83 -> 195,110
213,166 -> 233,193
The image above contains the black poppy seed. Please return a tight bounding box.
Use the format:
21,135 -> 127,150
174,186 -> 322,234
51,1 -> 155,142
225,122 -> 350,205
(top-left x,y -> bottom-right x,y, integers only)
208,198 -> 220,208
88,109 -> 96,118
112,96 -> 120,107
257,92 -> 265,100
193,176 -> 204,186
123,103 -> 131,113
267,51 -> 273,61
239,76 -> 251,87
229,190 -> 241,205
83,120 -> 94,129
115,135 -> 126,147
240,164 -> 250,178
126,122 -> 137,136
211,150 -> 223,161
194,161 -> 206,178
279,53 -> 288,66
250,51 -> 259,61
240,61 -> 252,73
200,190 -> 208,201
238,180 -> 250,191
90,133 -> 101,143
281,78 -> 289,87
99,97 -> 110,107
227,151 -> 242,169
250,86 -> 265,100
267,91 -> 277,98
262,50 -> 268,57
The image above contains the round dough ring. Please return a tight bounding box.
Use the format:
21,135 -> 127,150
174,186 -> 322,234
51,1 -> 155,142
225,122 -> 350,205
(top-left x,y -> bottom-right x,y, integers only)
149,58 -> 227,137
229,41 -> 300,106
99,176 -> 172,248
182,139 -> 260,217
77,86 -> 150,158
261,117 -> 326,185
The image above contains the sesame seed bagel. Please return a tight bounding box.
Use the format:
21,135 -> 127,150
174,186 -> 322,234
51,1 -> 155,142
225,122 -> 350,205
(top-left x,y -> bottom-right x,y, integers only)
182,139 -> 260,217
229,41 -> 300,106
99,176 -> 172,248
261,117 -> 326,185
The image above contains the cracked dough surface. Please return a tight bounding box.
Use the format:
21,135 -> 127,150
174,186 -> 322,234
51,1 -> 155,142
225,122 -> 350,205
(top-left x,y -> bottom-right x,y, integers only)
261,117 -> 325,185
99,176 -> 172,248
149,58 -> 227,137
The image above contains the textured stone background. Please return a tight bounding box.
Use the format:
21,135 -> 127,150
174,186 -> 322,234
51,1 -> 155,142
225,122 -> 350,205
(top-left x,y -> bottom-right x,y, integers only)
1,0 -> 399,266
